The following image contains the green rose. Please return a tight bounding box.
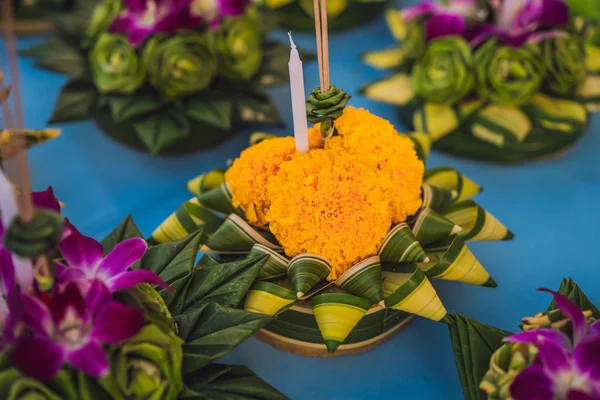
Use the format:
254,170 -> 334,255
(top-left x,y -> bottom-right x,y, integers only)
100,324 -> 184,400
216,17 -> 264,81
541,35 -> 587,96
412,36 -> 475,104
83,0 -> 122,47
89,33 -> 146,94
144,33 -> 217,99
3,209 -> 63,259
480,343 -> 538,399
474,40 -> 546,106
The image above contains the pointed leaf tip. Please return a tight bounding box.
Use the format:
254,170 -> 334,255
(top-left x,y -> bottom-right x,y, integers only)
325,340 -> 340,353
504,231 -> 515,241
440,315 -> 453,325
483,277 -> 498,288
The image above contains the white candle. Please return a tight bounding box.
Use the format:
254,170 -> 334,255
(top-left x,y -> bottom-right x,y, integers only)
288,32 -> 310,154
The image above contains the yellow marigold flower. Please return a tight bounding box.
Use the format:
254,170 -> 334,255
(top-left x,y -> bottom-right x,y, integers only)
266,147 -> 392,280
326,106 -> 424,223
226,130 -> 323,226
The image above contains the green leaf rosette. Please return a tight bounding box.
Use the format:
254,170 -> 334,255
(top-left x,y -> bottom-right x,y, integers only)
479,342 -> 537,399
474,40 -> 546,107
3,209 -> 64,259
413,36 -> 474,105
541,34 -> 587,96
83,0 -> 121,46
89,33 -> 146,94
143,33 -> 217,99
306,85 -> 351,137
216,16 -> 263,81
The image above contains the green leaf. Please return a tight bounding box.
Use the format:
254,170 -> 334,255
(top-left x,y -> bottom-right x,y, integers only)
107,93 -> 163,124
564,0 -> 600,18
21,37 -> 86,78
77,371 -> 113,400
184,97 -> 233,130
100,215 -> 143,254
48,80 -> 97,124
183,256 -> 268,310
546,278 -> 600,319
181,364 -> 288,400
233,94 -> 284,126
174,303 -> 273,374
448,313 -> 512,400
133,109 -> 191,155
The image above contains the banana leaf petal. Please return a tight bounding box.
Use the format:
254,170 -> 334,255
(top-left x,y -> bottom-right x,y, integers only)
202,214 -> 280,253
421,183 -> 456,212
408,132 -> 432,162
444,200 -> 513,242
196,183 -> 243,217
379,223 -> 428,263
412,208 -> 462,247
362,47 -> 406,70
413,103 -> 460,141
527,94 -> 588,135
248,243 -> 289,280
334,256 -> 384,305
470,105 -> 532,148
360,73 -> 416,106
424,167 -> 481,201
288,254 -> 331,298
245,281 -> 298,316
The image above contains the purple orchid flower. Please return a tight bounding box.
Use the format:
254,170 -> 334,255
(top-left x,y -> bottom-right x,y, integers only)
505,289 -> 600,400
11,280 -> 144,380
401,0 -> 481,42
470,0 -> 570,46
110,0 -> 203,47
188,0 -> 250,29
56,222 -> 168,294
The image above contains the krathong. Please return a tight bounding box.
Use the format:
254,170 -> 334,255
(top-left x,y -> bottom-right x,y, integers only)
150,96 -> 514,355
22,0 -> 310,154
361,0 -> 600,163
448,278 -> 600,400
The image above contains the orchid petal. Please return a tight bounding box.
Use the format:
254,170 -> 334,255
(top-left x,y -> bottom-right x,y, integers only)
574,336 -> 600,381
66,341 -> 109,377
526,30 -> 568,45
85,280 -> 111,316
425,13 -> 466,42
11,336 -> 65,380
31,187 -> 61,213
56,266 -> 88,287
21,294 -> 52,336
536,340 -> 572,375
401,1 -> 438,22
506,328 -> 571,349
106,269 -> 169,292
50,282 -> 87,327
510,365 -> 556,400
566,390 -> 595,400
0,248 -> 16,296
538,0 -> 569,27
123,0 -> 147,13
539,288 -> 587,346
97,237 -> 146,277
217,0 -> 249,16
466,24 -> 497,47
59,225 -> 103,271
91,301 -> 144,344
588,320 -> 600,336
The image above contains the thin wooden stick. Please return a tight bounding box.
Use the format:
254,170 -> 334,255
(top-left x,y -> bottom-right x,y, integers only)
320,0 -> 330,91
313,0 -> 325,90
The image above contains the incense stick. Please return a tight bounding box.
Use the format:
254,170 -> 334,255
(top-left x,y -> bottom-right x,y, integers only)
320,0 -> 330,91
313,0 -> 325,90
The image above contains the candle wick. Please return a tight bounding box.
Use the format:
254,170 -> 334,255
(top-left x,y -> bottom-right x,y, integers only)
288,32 -> 297,49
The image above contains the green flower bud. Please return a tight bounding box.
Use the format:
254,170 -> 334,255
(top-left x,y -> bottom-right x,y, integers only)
541,34 -> 587,96
89,33 -> 146,94
144,33 -> 217,99
3,209 -> 63,259
474,40 -> 546,106
100,324 -> 184,400
83,0 -> 121,47
413,36 -> 475,104
522,308 -> 596,334
216,17 -> 264,81
480,342 -> 538,400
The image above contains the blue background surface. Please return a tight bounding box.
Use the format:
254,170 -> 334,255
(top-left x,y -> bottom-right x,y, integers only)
7,3 -> 600,398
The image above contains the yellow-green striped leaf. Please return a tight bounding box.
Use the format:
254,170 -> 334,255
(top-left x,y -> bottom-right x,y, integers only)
379,223 -> 428,263
408,132 -> 432,162
421,183 -> 456,212
444,200 -> 513,242
196,183 -> 243,216
362,47 -> 406,70
186,169 -> 226,197
311,292 -> 372,353
576,75 -> 600,106
288,254 -> 331,299
412,208 -> 462,247
249,132 -> 278,146
382,264 -> 448,322
424,167 -> 481,201
202,214 -> 281,254
413,103 -> 460,141
0,129 -> 61,152
422,236 -> 496,287
470,105 -> 532,147
245,281 -> 297,316
586,44 -> 600,73
150,198 -> 222,244
248,243 -> 289,280
528,94 -> 587,134
360,73 -> 415,106
335,256 -> 384,305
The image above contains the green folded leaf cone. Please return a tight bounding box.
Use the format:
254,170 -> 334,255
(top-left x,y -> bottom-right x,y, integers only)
144,33 -> 217,99
479,343 -> 538,400
83,0 -> 121,47
400,20 -> 426,62
216,16 -> 263,81
541,35 -> 587,96
100,324 -> 184,400
474,40 -> 546,106
89,33 -> 146,95
413,36 -> 475,104
306,85 -> 351,137
521,308 -> 596,334
3,209 -> 64,259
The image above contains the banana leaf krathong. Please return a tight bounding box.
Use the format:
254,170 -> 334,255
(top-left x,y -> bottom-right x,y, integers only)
21,0 -> 312,155
254,0 -> 386,31
448,278 -> 600,400
361,4 -> 600,163
150,132 -> 513,356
